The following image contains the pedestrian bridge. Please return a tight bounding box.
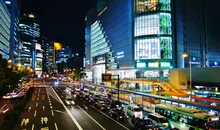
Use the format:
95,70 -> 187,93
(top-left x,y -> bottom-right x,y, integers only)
113,78 -> 187,97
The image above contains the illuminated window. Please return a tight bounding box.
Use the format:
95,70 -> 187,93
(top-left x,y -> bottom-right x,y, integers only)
135,38 -> 161,60
135,14 -> 160,36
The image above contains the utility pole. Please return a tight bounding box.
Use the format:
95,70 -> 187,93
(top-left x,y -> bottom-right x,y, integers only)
117,74 -> 120,101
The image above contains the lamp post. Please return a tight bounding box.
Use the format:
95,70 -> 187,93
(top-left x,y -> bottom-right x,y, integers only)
182,53 -> 192,102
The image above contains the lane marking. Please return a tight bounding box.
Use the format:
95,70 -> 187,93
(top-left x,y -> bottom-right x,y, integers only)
32,124 -> 34,130
37,97 -> 39,100
28,107 -> 31,112
90,105 -> 129,130
51,110 -> 54,116
51,87 -> 83,130
43,106 -> 45,111
54,109 -> 68,115
54,123 -> 58,130
50,106 -> 53,109
36,102 -> 38,107
34,110 -> 37,117
0,104 -> 6,109
77,105 -> 106,130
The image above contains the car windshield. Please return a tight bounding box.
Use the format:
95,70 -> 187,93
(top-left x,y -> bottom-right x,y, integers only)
134,108 -> 141,111
143,120 -> 153,125
67,98 -> 73,101
158,118 -> 169,123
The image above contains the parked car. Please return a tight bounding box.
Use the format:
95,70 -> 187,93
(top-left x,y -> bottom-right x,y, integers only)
109,108 -> 126,121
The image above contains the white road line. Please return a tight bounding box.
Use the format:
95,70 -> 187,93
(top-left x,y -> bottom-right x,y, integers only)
51,110 -> 54,116
90,105 -> 129,130
36,102 -> 38,107
54,123 -> 58,130
54,109 -> 68,115
32,124 -> 34,130
0,104 -> 6,109
77,105 -> 106,130
51,87 -> 83,130
34,110 -> 37,117
50,106 -> 53,109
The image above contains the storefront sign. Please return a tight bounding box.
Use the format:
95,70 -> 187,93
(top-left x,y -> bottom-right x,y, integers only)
136,62 -> 146,68
148,62 -> 159,68
161,62 -> 171,67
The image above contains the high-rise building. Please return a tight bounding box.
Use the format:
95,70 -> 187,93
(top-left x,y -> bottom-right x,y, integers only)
42,37 -> 54,72
19,14 -> 42,74
174,0 -> 220,68
56,46 -> 72,64
3,0 -> 20,64
85,0 -> 220,82
0,0 -> 11,59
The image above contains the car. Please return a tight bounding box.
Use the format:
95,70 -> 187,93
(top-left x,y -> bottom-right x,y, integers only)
133,117 -> 156,130
109,108 -> 126,121
96,100 -> 107,111
147,113 -> 171,128
126,104 -> 143,119
65,98 -> 75,105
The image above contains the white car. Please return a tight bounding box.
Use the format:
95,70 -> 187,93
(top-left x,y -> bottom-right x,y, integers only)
126,104 -> 143,119
65,98 -> 75,105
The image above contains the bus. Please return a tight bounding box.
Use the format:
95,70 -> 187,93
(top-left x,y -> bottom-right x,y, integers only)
155,104 -> 216,130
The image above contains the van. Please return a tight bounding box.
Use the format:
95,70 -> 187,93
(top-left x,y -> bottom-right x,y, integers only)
147,113 -> 171,128
126,104 -> 143,119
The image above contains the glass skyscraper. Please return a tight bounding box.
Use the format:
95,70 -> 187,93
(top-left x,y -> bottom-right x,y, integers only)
85,0 -> 220,81
19,14 -> 42,74
0,0 -> 11,59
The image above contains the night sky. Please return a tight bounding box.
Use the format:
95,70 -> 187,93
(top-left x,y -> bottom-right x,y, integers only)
21,0 -> 96,56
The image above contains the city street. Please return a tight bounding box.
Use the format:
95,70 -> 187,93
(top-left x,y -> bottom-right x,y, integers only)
13,85 -> 133,130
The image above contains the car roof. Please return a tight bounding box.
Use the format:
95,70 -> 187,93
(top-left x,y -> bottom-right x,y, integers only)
128,104 -> 140,108
148,113 -> 165,118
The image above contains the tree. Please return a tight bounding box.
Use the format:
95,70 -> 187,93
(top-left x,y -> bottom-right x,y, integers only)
68,68 -> 81,81
0,55 -> 30,97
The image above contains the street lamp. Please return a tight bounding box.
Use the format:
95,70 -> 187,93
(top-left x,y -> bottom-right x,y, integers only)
182,53 -> 192,102
17,63 -> 22,67
8,59 -> 12,63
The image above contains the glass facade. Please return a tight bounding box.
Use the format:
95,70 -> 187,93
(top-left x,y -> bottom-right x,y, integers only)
0,0 -> 10,59
90,20 -> 110,58
134,0 -> 172,67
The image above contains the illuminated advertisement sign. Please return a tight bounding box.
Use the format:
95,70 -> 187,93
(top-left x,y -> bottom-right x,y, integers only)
160,62 -> 171,67
136,62 -> 146,68
116,51 -> 124,59
148,62 -> 159,68
93,54 -> 106,65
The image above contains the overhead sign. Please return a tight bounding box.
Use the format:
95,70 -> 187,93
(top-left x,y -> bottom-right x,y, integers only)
102,73 -> 112,82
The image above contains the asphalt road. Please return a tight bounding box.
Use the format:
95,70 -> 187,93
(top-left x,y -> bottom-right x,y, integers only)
13,85 -> 134,130
53,86 -> 134,130
13,87 -> 79,130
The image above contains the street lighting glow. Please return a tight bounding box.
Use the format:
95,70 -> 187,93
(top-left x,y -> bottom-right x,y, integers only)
54,42 -> 62,50
8,59 -> 12,63
182,53 -> 189,58
17,63 -> 21,67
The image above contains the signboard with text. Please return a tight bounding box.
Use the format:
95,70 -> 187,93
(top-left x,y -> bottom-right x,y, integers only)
101,73 -> 112,82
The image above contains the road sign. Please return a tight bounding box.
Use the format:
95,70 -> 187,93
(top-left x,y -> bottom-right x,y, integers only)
101,73 -> 112,82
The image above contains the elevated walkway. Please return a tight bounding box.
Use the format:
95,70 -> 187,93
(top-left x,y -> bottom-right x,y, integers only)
117,78 -> 186,96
